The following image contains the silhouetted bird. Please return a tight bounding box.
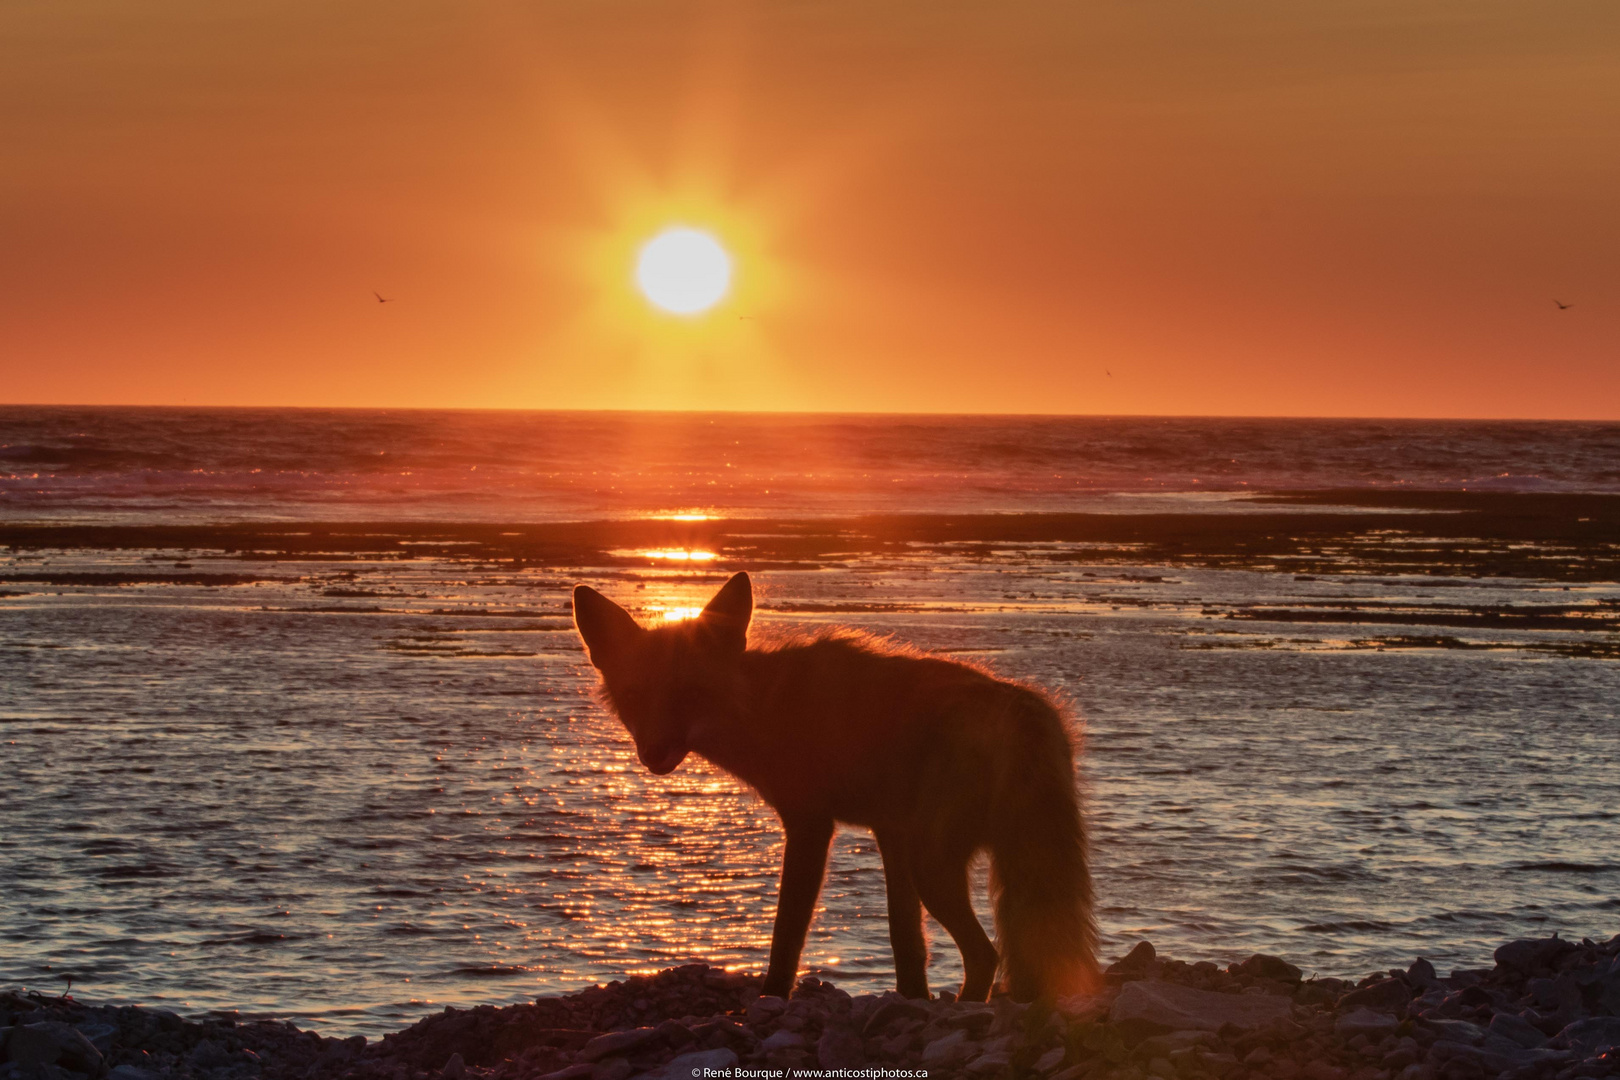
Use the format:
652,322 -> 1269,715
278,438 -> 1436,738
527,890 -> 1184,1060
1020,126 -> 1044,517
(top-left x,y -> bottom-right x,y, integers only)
374,292 -> 393,304
1106,370 -> 1113,378
1554,299 -> 1573,310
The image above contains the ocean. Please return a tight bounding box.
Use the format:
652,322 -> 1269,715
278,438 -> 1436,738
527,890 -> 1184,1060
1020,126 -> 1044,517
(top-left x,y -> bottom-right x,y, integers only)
2,406 -> 1617,1035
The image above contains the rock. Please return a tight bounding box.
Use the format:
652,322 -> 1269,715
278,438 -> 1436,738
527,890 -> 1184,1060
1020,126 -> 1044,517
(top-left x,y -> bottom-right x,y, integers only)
1424,1020 -> 1486,1045
1108,941 -> 1157,974
1407,958 -> 1440,988
1111,979 -> 1294,1032
1139,1031 -> 1217,1058
860,998 -> 929,1037
1056,993 -> 1106,1020
945,1007 -> 996,1034
580,1028 -> 662,1063
1427,1035 -> 1566,1078
105,1069 -> 153,1080
69,1029 -> 114,1057
1300,1062 -> 1346,1080
654,1020 -> 693,1049
1381,1036 -> 1421,1070
1552,1016 -> 1620,1054
878,1032 -> 912,1060
968,1050 -> 1011,1075
442,1051 -> 466,1079
593,1059 -> 634,1080
1336,1010 -> 1398,1038
988,996 -> 1030,1037
187,1038 -> 234,1068
1236,955 -> 1304,983
1033,1047 -> 1067,1073
1427,1040 -> 1481,1064
642,1048 -> 738,1080
816,1027 -> 864,1069
744,997 -> 786,1026
1486,1012 -> 1547,1049
1494,936 -> 1573,972
5,1023 -> 104,1076
535,1067 -> 593,1080
1338,978 -> 1411,1016
1475,1035 -> 1569,1074
146,1011 -> 182,1034
693,1018 -> 754,1049
702,971 -> 750,991
1528,975 -> 1581,1012
920,1029 -> 969,1066
759,1031 -> 803,1053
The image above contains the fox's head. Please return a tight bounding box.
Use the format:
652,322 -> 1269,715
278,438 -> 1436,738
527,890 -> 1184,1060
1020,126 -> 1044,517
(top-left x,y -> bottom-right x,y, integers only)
571,572 -> 752,775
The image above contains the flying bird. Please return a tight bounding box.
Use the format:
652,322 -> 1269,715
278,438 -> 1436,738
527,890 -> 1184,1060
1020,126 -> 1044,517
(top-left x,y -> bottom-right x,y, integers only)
1554,299 -> 1573,310
374,291 -> 393,304
1106,369 -> 1113,378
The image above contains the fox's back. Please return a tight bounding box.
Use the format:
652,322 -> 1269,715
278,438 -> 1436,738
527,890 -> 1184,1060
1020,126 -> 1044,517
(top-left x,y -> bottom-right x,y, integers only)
700,634 -> 1070,829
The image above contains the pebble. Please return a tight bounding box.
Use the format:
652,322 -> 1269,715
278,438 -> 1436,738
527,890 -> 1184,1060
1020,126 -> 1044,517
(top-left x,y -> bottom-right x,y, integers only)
1335,1008 -> 1399,1038
1111,976 -> 1294,1031
644,1048 -> 736,1080
4,1022 -> 104,1075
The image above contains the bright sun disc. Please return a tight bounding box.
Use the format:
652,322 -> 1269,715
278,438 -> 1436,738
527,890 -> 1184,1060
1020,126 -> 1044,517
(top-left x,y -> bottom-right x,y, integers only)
636,228 -> 731,314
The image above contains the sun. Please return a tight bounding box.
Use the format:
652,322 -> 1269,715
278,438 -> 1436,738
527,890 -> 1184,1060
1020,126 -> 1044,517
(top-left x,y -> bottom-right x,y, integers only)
635,227 -> 732,315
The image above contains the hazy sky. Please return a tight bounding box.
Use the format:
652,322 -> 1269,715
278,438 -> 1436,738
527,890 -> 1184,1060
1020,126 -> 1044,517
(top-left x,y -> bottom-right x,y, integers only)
3,1 -> 1617,416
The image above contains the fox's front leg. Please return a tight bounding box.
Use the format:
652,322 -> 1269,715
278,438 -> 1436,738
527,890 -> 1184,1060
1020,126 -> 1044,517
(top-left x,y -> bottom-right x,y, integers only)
760,815 -> 835,998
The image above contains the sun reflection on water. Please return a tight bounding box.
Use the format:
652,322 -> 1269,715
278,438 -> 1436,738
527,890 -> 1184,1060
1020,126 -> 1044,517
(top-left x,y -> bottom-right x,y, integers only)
646,605 -> 704,622
626,549 -> 718,562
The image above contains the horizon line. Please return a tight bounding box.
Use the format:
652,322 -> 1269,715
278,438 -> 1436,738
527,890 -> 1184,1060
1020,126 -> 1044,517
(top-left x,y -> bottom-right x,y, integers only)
1,401 -> 1618,425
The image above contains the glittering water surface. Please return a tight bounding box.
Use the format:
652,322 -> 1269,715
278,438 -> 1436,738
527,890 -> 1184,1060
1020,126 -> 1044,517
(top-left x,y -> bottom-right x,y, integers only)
1,409 -> 1618,1036
3,551 -> 1617,1034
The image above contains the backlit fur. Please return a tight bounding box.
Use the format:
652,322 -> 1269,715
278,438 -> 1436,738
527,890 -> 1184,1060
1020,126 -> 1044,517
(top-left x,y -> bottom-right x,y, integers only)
573,572 -> 1097,1002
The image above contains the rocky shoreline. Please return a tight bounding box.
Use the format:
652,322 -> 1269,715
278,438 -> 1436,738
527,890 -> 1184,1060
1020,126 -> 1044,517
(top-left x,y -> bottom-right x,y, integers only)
4,933 -> 1618,1080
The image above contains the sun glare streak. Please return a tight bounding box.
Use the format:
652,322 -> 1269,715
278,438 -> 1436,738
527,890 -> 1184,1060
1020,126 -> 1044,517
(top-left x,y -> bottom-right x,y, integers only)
633,549 -> 718,562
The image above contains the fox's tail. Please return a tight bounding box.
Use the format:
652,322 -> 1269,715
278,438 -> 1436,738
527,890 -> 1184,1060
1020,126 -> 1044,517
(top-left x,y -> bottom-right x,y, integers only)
987,693 -> 1098,1001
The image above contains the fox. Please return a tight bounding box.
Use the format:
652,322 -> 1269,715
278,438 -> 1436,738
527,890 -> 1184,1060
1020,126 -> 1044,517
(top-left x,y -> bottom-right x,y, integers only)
571,571 -> 1097,1002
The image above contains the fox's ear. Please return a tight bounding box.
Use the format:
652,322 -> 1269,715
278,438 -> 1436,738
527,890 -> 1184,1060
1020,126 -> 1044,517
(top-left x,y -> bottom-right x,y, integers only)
573,585 -> 643,669
698,572 -> 752,655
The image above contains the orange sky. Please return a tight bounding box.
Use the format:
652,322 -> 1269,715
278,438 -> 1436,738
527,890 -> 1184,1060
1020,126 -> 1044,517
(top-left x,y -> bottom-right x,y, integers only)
2,1 -> 1617,418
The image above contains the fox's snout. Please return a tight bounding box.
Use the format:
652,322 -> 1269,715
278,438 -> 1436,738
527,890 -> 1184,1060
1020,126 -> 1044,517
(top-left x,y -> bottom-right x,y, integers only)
638,743 -> 689,775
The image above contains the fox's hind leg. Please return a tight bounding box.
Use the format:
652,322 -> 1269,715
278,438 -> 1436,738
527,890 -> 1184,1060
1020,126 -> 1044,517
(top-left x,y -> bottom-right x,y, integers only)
913,847 -> 999,1003
875,829 -> 930,999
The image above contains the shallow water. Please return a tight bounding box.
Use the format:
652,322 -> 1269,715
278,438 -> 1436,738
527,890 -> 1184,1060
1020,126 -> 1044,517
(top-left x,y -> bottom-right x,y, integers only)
3,543 -> 1617,1035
